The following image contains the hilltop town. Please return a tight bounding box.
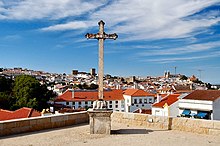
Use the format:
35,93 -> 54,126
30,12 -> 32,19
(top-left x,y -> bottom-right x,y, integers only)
0,67 -> 218,95
1,67 -> 220,122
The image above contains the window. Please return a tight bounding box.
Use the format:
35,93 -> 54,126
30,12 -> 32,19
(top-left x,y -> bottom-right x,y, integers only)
149,98 -> 152,103
139,99 -> 142,104
85,101 -> 88,105
109,101 -> 112,104
115,105 -> 118,108
72,102 -> 75,105
66,102 -> 69,105
115,101 -> 118,104
136,105 -> 138,107
109,105 -> 112,108
79,102 -> 81,105
144,99 -> 147,104
134,99 -> 137,104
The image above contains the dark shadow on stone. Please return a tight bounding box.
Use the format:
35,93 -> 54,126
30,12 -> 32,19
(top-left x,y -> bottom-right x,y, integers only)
168,117 -> 173,130
111,129 -> 153,135
0,123 -> 88,139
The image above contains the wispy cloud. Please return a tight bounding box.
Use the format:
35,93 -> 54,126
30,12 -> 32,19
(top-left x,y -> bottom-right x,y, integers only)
0,0 -> 107,20
3,34 -> 22,40
1,0 -> 219,41
90,0 -> 220,40
142,51 -> 220,63
138,41 -> 220,56
41,21 -> 89,31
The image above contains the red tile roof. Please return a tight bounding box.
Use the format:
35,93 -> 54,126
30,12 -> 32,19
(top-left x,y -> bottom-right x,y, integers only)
0,107 -> 41,121
123,89 -> 155,97
183,90 -> 220,101
153,94 -> 180,108
55,89 -> 124,102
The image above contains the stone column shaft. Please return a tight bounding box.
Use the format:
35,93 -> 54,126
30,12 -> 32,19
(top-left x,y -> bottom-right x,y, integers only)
98,21 -> 104,100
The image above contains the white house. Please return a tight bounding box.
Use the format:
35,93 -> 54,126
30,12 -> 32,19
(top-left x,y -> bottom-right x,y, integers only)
55,89 -> 124,112
152,94 -> 180,117
123,89 -> 155,112
178,90 -> 220,120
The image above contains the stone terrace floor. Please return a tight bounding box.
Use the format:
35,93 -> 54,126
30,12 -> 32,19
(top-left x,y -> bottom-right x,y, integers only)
1,123 -> 220,146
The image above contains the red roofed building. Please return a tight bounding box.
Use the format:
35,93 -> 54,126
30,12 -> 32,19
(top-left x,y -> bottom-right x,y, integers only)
152,94 -> 180,117
123,89 -> 156,112
55,89 -> 125,111
0,107 -> 41,121
178,90 -> 220,120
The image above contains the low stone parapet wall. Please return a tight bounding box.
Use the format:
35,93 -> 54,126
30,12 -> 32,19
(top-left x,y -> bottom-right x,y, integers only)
0,111 -> 89,137
112,112 -> 220,135
112,112 -> 171,130
171,117 -> 220,135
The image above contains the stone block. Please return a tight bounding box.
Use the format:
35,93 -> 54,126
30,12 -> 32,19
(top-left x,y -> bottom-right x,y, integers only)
0,123 -> 3,130
65,119 -> 76,126
68,115 -> 78,120
186,119 -> 202,127
51,115 -> 68,123
200,120 -> 214,129
3,122 -> 16,129
2,129 -> 12,136
11,126 -> 30,134
112,112 -> 123,119
16,120 -> 30,127
36,117 -> 51,124
213,121 -> 220,130
123,113 -> 134,120
52,121 -> 65,128
134,114 -> 147,121
88,110 -> 113,134
30,119 -> 37,126
209,129 -> 220,135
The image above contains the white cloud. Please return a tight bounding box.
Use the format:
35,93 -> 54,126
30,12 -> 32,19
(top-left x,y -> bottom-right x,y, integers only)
142,51 -> 220,63
138,41 -> 220,56
0,0 -> 107,20
0,0 -> 219,41
41,21 -> 88,31
92,0 -> 220,40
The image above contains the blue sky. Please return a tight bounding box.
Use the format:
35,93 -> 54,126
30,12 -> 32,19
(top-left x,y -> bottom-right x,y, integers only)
0,0 -> 220,84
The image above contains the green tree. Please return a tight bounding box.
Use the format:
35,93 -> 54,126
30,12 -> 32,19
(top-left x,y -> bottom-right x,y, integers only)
12,75 -> 56,111
0,76 -> 13,92
0,76 -> 14,110
0,92 -> 15,110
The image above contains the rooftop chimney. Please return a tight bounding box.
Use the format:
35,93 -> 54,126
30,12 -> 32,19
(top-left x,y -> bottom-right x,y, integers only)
72,90 -> 74,98
156,94 -> 162,103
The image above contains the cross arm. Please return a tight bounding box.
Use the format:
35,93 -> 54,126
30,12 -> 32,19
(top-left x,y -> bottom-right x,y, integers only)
85,33 -> 97,39
85,33 -> 118,40
104,33 -> 118,40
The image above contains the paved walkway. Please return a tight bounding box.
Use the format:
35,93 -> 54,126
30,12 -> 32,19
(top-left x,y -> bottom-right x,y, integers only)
1,123 -> 220,146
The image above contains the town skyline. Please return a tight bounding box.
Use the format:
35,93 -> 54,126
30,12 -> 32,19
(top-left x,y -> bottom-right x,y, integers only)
0,1 -> 220,84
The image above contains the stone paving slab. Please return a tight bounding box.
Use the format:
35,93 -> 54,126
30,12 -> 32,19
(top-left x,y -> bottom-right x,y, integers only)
0,123 -> 220,146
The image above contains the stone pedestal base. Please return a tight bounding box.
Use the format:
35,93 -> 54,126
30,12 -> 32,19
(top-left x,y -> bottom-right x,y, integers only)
87,109 -> 113,134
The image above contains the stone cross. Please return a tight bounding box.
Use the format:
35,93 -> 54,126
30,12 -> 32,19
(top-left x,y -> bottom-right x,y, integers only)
85,20 -> 118,108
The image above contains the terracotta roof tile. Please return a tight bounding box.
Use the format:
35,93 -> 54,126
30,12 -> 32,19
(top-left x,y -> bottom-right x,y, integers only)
55,89 -> 124,102
0,107 -> 41,121
153,94 -> 180,108
123,89 -> 155,97
183,90 -> 220,101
